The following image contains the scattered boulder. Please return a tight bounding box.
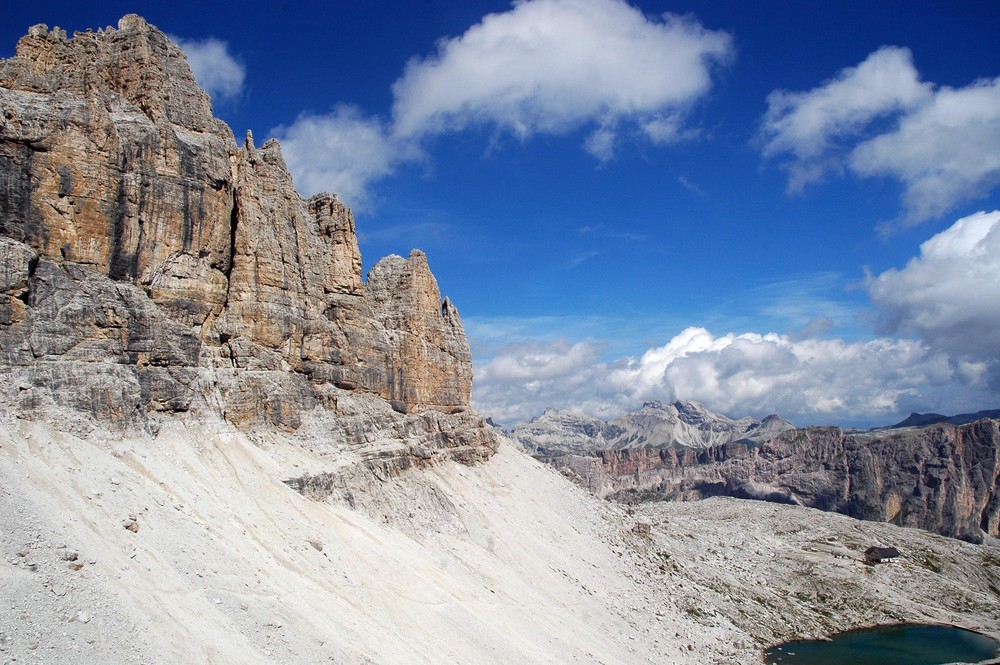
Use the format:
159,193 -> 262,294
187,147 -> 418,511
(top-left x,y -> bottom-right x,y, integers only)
55,546 -> 78,561
122,515 -> 139,533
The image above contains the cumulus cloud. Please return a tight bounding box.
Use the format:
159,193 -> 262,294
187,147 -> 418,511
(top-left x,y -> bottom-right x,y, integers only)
868,210 -> 1000,362
761,47 -> 929,164
472,326 -> 982,427
274,0 -> 732,208
473,339 -> 634,424
850,79 -> 1000,223
175,36 -> 246,101
760,47 -> 1000,222
391,0 -> 732,152
270,106 -> 420,208
473,212 -> 1000,427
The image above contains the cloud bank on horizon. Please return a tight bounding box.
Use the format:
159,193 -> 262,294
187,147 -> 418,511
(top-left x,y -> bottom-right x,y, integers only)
472,210 -> 1000,426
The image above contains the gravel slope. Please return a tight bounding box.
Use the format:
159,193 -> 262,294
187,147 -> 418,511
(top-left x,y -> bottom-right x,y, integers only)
1,416 -> 998,664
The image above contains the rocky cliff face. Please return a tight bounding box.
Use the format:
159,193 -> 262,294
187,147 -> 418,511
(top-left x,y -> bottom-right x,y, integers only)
0,16 -> 496,466
535,417 -> 1000,543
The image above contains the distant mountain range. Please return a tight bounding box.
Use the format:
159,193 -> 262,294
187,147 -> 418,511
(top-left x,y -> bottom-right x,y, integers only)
512,401 -> 1000,542
512,400 -> 795,456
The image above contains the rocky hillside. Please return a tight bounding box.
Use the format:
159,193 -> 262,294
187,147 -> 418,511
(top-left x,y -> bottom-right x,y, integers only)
2,418 -> 1000,665
0,16 -> 497,468
520,406 -> 1000,543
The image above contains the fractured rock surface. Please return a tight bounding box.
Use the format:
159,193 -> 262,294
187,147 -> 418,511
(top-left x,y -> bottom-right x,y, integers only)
0,16 -> 495,466
516,402 -> 1000,542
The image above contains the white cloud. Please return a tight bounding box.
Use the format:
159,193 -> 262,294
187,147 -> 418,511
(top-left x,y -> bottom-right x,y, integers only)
270,106 -> 420,209
850,79 -> 1000,223
175,36 -> 246,101
273,0 -> 732,205
473,338 -> 633,424
584,124 -> 617,161
868,210 -> 1000,361
473,326 -> 984,427
760,47 -> 1000,222
642,113 -> 690,145
472,215 -> 1000,427
761,47 -> 929,164
391,0 -> 732,147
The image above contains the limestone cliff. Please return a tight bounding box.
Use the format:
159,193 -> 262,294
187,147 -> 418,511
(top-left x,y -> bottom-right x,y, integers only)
0,16 -> 496,466
531,416 -> 1000,543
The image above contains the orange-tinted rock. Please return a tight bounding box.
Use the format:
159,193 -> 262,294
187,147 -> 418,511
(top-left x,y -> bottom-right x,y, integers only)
0,16 -> 496,463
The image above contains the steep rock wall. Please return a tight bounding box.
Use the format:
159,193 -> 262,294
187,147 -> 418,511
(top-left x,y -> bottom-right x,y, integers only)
546,420 -> 1000,542
0,16 -> 494,465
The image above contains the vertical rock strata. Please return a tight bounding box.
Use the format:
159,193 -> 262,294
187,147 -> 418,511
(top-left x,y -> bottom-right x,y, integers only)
0,16 -> 494,464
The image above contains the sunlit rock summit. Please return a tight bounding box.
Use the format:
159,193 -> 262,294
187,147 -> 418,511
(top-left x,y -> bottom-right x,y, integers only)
515,400 -> 794,455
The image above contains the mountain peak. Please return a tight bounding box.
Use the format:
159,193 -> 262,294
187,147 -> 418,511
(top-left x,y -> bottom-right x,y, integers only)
514,400 -> 794,455
5,15 -> 220,134
0,16 -> 495,464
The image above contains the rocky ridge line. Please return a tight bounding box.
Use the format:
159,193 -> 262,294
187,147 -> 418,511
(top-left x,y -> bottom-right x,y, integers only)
514,400 -> 794,456
0,16 -> 496,468
514,402 -> 1000,543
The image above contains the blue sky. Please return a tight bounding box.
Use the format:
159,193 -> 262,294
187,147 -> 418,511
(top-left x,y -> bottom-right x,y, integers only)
4,1 -> 1000,427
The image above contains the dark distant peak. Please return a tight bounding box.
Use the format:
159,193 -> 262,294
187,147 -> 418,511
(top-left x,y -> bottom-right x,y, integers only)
760,414 -> 795,428
641,400 -> 665,411
890,409 -> 1000,428
893,412 -> 947,428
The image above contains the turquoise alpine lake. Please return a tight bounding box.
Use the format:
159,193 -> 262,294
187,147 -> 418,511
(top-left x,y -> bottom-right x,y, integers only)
763,624 -> 1000,665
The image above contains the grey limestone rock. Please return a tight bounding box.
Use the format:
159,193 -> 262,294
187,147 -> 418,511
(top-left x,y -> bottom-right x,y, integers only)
520,402 -> 1000,542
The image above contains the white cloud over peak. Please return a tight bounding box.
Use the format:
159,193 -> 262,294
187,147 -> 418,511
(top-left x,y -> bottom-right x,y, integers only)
472,326 -> 979,427
272,0 -> 732,205
760,48 -> 1000,222
271,106 -> 419,208
175,36 -> 245,101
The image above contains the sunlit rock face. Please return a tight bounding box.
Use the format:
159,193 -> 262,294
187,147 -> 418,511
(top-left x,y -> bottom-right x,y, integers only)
0,16 -> 494,465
